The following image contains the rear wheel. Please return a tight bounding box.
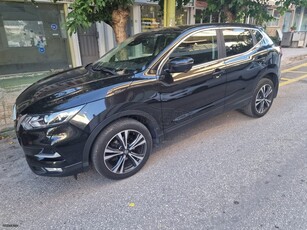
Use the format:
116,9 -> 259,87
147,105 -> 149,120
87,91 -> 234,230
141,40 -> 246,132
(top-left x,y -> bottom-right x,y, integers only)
242,78 -> 275,117
91,118 -> 152,180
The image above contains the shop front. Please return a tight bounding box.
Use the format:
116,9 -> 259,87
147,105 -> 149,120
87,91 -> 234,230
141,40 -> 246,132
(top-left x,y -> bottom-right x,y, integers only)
134,0 -> 191,34
0,1 -> 72,75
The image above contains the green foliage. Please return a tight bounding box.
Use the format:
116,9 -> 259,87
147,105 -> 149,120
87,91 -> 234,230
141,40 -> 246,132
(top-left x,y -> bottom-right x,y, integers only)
65,0 -> 134,34
202,0 -> 273,24
275,0 -> 307,14
30,0 -> 307,35
29,0 -> 132,35
165,0 -> 307,25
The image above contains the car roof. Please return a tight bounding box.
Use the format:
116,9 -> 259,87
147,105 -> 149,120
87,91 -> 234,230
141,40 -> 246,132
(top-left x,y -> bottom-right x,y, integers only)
133,23 -> 264,41
145,23 -> 261,35
178,23 -> 260,31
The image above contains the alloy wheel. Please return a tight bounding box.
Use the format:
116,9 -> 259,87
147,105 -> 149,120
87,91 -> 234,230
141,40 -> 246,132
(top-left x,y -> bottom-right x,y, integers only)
255,84 -> 273,114
103,129 -> 147,174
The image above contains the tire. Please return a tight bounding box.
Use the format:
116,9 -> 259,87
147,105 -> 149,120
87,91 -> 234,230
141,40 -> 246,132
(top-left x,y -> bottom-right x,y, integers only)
242,78 -> 275,118
91,118 -> 152,180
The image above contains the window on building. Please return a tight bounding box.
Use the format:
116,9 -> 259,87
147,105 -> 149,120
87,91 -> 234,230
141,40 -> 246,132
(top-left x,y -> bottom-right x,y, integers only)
140,5 -> 162,32
282,11 -> 292,32
302,7 -> 307,31
176,8 -> 188,25
294,6 -> 302,31
223,29 -> 254,57
195,9 -> 203,24
0,2 -> 71,75
295,7 -> 307,31
267,9 -> 281,27
171,30 -> 218,65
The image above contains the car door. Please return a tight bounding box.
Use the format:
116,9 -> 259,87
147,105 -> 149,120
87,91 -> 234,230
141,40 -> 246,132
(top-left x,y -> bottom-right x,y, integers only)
221,28 -> 269,110
157,29 -> 227,132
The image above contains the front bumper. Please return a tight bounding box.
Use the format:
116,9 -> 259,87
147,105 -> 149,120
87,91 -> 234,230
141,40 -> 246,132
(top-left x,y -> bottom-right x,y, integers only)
26,156 -> 84,177
16,121 -> 90,177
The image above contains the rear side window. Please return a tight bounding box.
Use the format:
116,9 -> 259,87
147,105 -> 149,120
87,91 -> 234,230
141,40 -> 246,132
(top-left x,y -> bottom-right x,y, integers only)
223,29 -> 254,57
171,29 -> 218,65
251,29 -> 263,43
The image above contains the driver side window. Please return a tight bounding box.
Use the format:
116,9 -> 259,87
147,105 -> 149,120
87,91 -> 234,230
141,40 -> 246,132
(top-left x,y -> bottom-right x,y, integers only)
170,29 -> 218,66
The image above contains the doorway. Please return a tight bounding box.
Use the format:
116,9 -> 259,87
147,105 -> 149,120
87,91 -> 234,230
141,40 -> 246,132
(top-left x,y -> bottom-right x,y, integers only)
77,24 -> 99,65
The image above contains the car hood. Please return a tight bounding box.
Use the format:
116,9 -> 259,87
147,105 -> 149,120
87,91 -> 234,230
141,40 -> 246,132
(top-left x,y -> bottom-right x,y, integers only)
16,66 -> 134,114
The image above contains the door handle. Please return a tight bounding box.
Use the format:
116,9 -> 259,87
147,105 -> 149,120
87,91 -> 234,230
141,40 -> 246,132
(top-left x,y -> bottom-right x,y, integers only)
212,69 -> 225,79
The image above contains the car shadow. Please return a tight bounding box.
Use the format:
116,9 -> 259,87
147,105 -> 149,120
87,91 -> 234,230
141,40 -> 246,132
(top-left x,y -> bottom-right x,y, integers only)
151,110 -> 251,154
0,110 -> 254,198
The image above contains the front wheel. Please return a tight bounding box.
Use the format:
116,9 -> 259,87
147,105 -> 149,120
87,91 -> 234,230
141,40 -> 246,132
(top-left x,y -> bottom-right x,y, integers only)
91,118 -> 152,180
242,78 -> 275,118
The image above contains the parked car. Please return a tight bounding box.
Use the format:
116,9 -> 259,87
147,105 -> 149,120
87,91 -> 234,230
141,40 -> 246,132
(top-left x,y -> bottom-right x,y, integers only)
13,23 -> 281,179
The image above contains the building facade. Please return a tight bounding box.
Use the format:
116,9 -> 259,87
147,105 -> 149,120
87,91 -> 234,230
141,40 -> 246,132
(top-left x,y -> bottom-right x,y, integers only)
1,0 -> 307,76
0,1 -> 74,75
0,0 -> 203,76
1,0 -> 306,130
265,2 -> 307,37
0,0 -> 198,129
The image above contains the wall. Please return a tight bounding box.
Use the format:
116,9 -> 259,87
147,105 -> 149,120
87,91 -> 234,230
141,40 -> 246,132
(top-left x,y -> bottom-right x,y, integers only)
0,2 -> 72,75
0,1 -> 71,131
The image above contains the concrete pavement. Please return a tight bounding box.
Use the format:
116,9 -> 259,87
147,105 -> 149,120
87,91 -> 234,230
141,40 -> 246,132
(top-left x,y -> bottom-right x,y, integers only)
281,47 -> 307,67
0,60 -> 307,229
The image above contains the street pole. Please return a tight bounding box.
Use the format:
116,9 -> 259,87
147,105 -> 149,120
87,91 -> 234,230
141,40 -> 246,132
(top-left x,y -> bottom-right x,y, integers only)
164,0 -> 176,27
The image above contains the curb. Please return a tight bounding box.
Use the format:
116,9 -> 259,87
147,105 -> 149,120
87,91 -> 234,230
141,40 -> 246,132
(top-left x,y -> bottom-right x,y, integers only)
281,53 -> 307,69
281,55 -> 307,70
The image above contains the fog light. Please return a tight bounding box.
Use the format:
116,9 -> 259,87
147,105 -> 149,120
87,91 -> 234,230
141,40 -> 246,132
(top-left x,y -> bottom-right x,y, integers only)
45,168 -> 63,172
35,152 -> 61,159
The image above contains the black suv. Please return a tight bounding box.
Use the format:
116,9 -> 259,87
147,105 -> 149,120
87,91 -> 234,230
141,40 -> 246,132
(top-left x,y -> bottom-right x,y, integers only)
14,24 -> 281,179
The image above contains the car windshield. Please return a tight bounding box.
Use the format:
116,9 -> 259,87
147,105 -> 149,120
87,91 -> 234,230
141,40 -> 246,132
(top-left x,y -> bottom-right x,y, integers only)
91,31 -> 180,74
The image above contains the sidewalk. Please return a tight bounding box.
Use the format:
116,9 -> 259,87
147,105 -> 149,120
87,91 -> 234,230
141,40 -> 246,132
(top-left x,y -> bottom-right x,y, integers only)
1,47 -> 307,132
281,47 -> 307,67
0,72 -> 50,131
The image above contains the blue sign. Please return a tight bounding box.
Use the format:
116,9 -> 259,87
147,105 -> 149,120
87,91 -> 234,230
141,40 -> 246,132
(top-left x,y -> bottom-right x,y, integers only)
39,47 -> 45,53
51,24 -> 58,30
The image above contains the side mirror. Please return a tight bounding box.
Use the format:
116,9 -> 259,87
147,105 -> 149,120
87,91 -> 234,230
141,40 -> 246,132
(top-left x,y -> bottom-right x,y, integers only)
166,57 -> 194,73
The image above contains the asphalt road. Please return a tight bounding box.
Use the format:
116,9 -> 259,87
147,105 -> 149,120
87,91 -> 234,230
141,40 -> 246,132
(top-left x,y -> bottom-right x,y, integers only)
1,62 -> 307,230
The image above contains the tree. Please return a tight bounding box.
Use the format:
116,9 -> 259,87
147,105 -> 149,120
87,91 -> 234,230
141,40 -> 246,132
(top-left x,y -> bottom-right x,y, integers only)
197,0 -> 307,24
64,0 -> 188,43
31,0 -> 133,44
39,0 -> 132,44
33,0 -> 307,44
275,0 -> 307,13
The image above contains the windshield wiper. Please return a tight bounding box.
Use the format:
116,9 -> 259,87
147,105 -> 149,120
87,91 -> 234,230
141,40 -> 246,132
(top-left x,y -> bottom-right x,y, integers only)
91,65 -> 118,75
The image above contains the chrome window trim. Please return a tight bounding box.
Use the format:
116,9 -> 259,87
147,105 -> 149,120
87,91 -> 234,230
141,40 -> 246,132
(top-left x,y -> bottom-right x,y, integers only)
156,28 -> 219,76
145,26 -> 263,77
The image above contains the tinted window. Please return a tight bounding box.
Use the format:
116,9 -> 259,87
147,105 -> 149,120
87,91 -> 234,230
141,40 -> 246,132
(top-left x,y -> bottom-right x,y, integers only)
171,30 -> 218,65
92,32 -> 180,74
251,29 -> 263,43
223,29 -> 254,57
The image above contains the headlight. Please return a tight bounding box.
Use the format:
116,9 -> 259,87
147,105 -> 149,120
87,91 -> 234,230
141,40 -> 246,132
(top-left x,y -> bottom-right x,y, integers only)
21,105 -> 84,130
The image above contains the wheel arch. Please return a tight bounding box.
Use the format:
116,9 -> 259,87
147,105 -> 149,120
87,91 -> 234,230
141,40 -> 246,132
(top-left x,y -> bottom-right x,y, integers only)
255,68 -> 279,98
81,110 -> 163,169
262,72 -> 279,97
